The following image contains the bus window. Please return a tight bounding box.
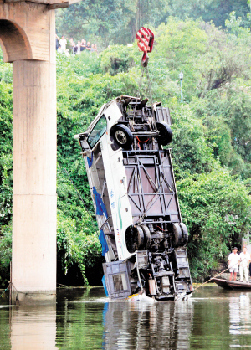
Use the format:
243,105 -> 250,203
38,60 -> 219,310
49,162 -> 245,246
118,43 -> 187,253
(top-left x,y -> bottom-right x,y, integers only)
87,115 -> 107,149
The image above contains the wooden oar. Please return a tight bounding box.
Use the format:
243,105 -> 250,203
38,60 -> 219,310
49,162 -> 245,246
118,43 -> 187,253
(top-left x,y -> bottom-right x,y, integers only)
193,267 -> 231,292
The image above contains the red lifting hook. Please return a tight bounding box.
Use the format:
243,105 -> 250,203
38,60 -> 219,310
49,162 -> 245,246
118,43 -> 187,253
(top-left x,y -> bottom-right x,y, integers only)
136,27 -> 154,67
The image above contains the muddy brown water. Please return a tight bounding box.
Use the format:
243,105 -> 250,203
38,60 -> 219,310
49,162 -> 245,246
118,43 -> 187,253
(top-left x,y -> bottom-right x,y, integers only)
1,286 -> 251,349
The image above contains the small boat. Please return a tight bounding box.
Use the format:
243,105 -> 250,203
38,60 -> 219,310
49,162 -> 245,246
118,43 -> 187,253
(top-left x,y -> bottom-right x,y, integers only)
211,278 -> 251,290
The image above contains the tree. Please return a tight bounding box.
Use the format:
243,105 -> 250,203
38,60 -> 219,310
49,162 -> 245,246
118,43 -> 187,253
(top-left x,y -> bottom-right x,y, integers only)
0,57 -> 13,228
178,169 -> 251,279
56,0 -> 251,47
167,0 -> 250,28
56,0 -> 136,46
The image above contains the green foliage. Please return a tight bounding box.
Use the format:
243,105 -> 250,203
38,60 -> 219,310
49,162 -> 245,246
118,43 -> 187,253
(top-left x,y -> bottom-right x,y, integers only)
169,103 -> 216,178
0,60 -> 12,84
0,79 -> 13,227
178,170 -> 251,279
57,210 -> 101,284
56,51 -> 101,77
0,60 -> 13,287
191,86 -> 251,178
100,44 -> 138,75
55,0 -> 251,46
56,0 -> 136,46
56,0 -> 171,46
152,18 -> 208,101
0,222 -> 12,287
204,115 -> 234,166
168,0 -> 250,28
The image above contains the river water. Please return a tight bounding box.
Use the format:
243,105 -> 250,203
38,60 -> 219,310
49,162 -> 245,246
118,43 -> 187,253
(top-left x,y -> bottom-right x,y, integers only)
1,286 -> 251,349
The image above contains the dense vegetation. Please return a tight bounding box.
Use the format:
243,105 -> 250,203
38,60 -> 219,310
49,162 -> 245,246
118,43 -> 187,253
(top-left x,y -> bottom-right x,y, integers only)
56,0 -> 250,46
0,8 -> 251,286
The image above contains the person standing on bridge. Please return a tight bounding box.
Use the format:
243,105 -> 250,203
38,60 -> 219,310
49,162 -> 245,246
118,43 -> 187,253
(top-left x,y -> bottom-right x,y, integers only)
228,247 -> 240,281
59,35 -> 67,54
239,246 -> 250,282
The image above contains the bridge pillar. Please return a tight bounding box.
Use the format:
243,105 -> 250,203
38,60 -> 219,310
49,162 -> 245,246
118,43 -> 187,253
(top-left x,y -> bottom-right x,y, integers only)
0,0 -> 74,303
12,58 -> 57,303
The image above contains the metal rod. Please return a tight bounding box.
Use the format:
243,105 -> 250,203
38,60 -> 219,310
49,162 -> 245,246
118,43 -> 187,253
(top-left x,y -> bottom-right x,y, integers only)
132,131 -> 159,136
9,261 -> 12,305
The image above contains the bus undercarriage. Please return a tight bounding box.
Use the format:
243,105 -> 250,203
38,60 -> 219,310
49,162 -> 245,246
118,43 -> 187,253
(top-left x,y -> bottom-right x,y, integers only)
75,95 -> 193,300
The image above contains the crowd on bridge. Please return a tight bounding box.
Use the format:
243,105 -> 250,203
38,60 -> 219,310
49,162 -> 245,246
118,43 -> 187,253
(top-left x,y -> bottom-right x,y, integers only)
56,34 -> 98,55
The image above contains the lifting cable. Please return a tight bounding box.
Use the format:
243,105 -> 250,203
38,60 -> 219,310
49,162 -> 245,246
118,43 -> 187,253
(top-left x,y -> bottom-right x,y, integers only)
137,60 -> 154,105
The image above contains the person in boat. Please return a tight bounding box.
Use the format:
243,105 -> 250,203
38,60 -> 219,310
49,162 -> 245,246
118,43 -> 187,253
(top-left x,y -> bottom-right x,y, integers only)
228,247 -> 240,281
239,246 -> 250,282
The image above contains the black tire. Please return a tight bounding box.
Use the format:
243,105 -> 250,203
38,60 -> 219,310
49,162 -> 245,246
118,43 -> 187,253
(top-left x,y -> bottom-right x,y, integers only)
110,124 -> 133,149
125,225 -> 136,253
156,121 -> 172,146
180,223 -> 188,245
141,225 -> 151,250
173,223 -> 183,247
135,225 -> 145,250
125,225 -> 144,253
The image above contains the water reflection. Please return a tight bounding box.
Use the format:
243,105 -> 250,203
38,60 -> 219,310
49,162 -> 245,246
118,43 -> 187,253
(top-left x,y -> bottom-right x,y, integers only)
191,287 -> 251,349
229,293 -> 251,336
103,299 -> 193,350
2,287 -> 251,349
10,304 -> 57,350
56,288 -> 106,349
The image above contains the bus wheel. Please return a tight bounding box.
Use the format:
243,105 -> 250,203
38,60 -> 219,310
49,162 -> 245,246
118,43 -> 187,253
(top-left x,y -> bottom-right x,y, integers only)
111,124 -> 133,149
180,223 -> 188,244
173,223 -> 183,247
125,225 -> 145,253
156,121 -> 172,146
141,225 -> 151,250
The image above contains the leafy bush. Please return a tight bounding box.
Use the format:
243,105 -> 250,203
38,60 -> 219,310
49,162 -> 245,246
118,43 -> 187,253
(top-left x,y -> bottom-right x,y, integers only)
0,222 -> 12,287
0,82 -> 13,227
100,44 -> 138,75
178,169 -> 251,279
57,210 -> 101,284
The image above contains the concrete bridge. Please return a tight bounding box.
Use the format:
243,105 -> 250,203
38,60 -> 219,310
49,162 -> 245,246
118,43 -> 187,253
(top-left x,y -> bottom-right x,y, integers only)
0,0 -> 76,303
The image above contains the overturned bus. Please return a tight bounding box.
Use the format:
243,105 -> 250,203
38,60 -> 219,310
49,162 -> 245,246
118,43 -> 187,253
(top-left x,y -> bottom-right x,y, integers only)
75,95 -> 193,300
